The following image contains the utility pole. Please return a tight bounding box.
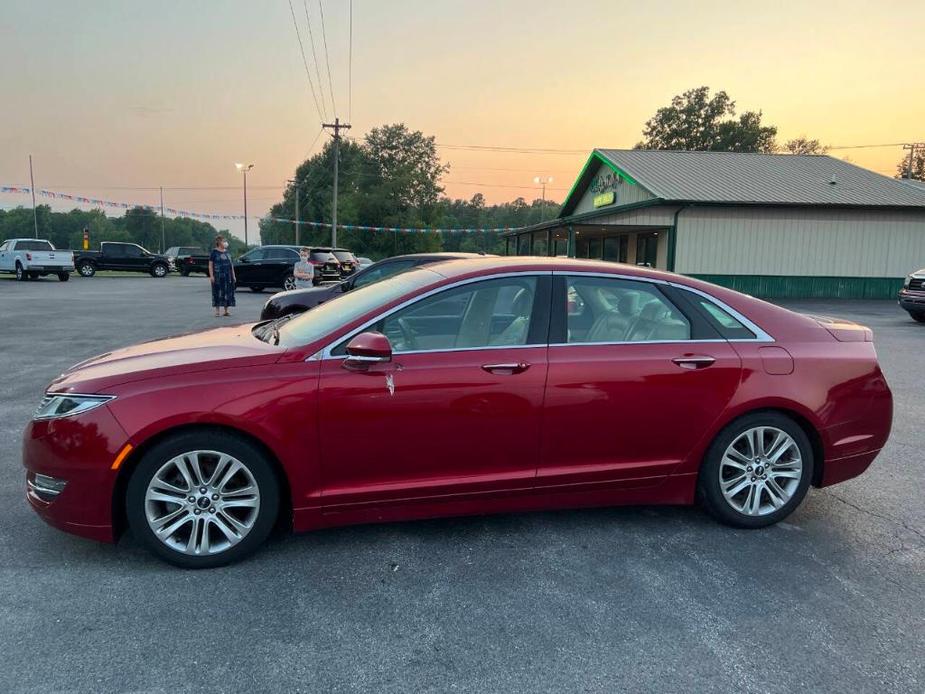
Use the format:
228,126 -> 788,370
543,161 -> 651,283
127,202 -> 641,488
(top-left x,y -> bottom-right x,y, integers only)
159,186 -> 166,253
322,117 -> 351,247
534,176 -> 553,221
29,155 -> 39,238
287,178 -> 301,245
903,143 -> 925,179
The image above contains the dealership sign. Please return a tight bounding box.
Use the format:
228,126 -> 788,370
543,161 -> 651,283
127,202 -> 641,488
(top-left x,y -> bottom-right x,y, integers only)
590,171 -> 621,207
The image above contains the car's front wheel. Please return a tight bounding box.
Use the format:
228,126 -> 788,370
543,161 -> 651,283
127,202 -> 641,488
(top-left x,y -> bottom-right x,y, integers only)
150,263 -> 168,278
910,311 -> 925,324
126,430 -> 280,568
283,274 -> 297,291
698,413 -> 813,528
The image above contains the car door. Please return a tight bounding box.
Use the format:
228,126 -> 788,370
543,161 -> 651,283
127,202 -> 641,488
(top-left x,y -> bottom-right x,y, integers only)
316,273 -> 552,508
235,248 -> 265,285
538,273 -> 742,490
125,244 -> 148,271
266,247 -> 298,287
103,243 -> 129,270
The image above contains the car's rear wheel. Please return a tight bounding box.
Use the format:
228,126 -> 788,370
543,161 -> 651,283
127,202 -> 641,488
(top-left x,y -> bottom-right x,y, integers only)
78,262 -> 96,277
126,430 -> 280,568
910,311 -> 925,324
57,272 -> 70,282
698,413 -> 813,528
283,274 -> 297,291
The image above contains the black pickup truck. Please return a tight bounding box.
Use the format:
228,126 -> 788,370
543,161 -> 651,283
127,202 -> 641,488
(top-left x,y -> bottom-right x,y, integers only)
165,246 -> 210,276
74,242 -> 171,278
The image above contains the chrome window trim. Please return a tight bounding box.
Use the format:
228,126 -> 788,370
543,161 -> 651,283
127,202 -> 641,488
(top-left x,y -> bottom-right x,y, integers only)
317,271 -> 550,360
667,282 -> 774,342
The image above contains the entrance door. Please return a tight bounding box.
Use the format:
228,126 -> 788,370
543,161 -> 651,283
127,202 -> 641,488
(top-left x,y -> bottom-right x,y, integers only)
636,233 -> 659,268
317,274 -> 551,508
539,274 -> 742,489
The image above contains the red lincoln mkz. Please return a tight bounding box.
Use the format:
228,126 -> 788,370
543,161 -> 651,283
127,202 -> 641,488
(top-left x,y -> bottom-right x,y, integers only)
23,257 -> 893,567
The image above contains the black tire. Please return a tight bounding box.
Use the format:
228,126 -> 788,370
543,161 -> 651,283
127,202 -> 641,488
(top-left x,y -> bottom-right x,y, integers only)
27,271 -> 39,280
15,263 -> 26,281
126,429 -> 281,569
697,412 -> 814,529
78,261 -> 96,277
249,286 -> 264,293
179,269 -> 189,277
57,272 -> 70,282
150,263 -> 169,278
910,312 -> 925,324
283,274 -> 297,291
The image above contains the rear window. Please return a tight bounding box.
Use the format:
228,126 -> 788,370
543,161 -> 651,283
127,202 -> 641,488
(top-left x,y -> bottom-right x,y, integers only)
693,296 -> 756,339
332,250 -> 356,262
15,240 -> 54,251
311,250 -> 336,263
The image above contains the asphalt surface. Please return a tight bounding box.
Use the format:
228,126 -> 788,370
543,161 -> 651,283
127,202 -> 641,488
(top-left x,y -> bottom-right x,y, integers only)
0,275 -> 922,693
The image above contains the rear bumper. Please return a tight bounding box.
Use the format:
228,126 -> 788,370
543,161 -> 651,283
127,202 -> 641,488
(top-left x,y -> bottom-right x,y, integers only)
22,406 -> 129,543
898,289 -> 925,312
24,265 -> 74,273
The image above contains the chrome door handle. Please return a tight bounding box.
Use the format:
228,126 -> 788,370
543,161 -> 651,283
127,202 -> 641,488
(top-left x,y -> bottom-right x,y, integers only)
482,362 -> 530,374
672,356 -> 716,370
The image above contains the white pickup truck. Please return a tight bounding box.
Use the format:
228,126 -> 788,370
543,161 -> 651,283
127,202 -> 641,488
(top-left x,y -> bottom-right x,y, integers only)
0,238 -> 75,281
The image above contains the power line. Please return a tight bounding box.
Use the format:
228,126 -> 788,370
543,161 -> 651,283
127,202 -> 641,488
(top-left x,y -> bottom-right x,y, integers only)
287,0 -> 326,122
317,0 -> 338,118
348,0 -> 353,122
302,0 -> 330,121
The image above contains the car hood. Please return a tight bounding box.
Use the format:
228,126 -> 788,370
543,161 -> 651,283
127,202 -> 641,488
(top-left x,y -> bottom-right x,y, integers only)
48,325 -> 282,393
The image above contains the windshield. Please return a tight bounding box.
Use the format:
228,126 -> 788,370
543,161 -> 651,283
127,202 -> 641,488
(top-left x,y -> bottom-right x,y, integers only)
276,267 -> 442,348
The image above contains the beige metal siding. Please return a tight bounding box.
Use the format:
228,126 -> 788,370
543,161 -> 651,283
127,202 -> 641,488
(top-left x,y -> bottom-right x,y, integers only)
674,206 -> 925,277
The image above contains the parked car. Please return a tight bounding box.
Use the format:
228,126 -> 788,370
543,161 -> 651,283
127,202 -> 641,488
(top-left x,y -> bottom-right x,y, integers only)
24,256 -> 893,568
165,246 -> 210,276
235,245 -> 340,292
898,267 -> 925,322
0,238 -> 74,281
331,248 -> 359,277
74,242 -> 171,278
260,252 -> 489,320
357,256 -> 373,269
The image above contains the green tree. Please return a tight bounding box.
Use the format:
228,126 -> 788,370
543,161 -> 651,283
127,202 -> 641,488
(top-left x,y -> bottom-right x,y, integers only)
636,86 -> 778,153
896,149 -> 925,181
783,137 -> 829,155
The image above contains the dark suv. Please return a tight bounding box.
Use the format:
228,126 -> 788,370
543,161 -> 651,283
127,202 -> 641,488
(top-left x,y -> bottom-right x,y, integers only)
899,267 -> 925,322
235,245 -> 342,292
259,252 -> 490,320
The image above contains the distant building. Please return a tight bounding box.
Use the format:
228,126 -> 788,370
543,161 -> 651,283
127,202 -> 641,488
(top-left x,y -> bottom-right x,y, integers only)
503,150 -> 925,298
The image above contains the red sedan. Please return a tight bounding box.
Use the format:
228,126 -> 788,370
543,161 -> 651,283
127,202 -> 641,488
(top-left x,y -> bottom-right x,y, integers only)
23,257 -> 893,568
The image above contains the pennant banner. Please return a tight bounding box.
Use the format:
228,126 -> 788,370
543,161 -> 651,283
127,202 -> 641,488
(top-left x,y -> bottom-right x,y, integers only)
2,185 -> 528,233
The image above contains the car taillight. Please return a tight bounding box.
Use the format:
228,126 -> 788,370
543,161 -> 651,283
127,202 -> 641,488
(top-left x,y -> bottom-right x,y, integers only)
26,252 -> 32,261
310,260 -> 323,266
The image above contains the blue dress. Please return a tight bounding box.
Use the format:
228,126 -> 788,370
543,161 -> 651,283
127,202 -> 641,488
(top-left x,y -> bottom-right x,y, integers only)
210,249 -> 236,307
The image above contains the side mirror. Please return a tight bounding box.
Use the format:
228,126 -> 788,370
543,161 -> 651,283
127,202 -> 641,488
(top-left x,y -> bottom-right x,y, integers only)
343,331 -> 392,369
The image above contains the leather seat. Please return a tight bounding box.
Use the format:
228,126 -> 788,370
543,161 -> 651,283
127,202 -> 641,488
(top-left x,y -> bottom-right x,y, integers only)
491,288 -> 533,345
584,291 -> 641,343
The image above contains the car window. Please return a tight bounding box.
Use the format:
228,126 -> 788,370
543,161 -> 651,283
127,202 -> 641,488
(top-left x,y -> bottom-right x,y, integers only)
165,247 -> 179,256
332,250 -> 355,262
124,244 -> 145,257
0,241 -> 8,252
105,244 -> 128,257
693,296 -> 756,339
352,259 -> 417,288
16,240 -> 55,251
278,267 -> 442,348
369,276 -> 538,353
564,276 -> 690,343
241,249 -> 266,262
267,247 -> 298,261
310,250 -> 336,263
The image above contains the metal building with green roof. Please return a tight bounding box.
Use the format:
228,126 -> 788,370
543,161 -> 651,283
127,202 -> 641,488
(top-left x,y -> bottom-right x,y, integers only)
503,149 -> 925,298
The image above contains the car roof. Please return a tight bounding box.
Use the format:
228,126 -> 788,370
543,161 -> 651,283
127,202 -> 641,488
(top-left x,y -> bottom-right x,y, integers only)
418,255 -> 686,284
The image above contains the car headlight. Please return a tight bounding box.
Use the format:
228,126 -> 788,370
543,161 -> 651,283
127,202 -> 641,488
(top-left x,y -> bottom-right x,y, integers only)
33,393 -> 115,420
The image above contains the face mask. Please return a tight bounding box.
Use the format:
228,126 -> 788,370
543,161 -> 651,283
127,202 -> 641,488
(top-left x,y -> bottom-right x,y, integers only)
300,255 -> 308,262
222,242 -> 229,250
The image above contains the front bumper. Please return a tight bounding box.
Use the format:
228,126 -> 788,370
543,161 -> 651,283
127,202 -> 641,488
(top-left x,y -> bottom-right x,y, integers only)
22,405 -> 129,543
898,289 -> 925,312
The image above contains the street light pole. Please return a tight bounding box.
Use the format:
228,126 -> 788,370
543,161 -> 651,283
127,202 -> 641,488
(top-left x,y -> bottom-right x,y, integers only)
159,186 -> 166,253
235,163 -> 255,246
287,178 -> 301,245
29,155 -> 39,239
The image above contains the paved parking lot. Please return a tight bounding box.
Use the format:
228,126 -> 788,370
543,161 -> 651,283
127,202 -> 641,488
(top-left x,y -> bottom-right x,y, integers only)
0,275 -> 922,693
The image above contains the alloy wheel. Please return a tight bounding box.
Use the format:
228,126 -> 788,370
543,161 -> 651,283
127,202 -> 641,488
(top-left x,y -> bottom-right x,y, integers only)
144,450 -> 261,556
283,275 -> 296,291
718,426 -> 803,516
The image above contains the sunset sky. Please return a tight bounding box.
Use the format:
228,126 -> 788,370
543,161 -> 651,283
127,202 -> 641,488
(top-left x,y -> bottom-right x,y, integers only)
2,0 -> 923,239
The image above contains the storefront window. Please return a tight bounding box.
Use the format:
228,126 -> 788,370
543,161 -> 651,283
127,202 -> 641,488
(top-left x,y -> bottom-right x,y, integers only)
517,233 -> 531,255
588,237 -> 601,259
603,235 -> 628,263
532,231 -> 548,256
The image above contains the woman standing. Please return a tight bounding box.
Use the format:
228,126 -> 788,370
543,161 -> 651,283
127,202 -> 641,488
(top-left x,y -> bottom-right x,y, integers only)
208,235 -> 236,317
